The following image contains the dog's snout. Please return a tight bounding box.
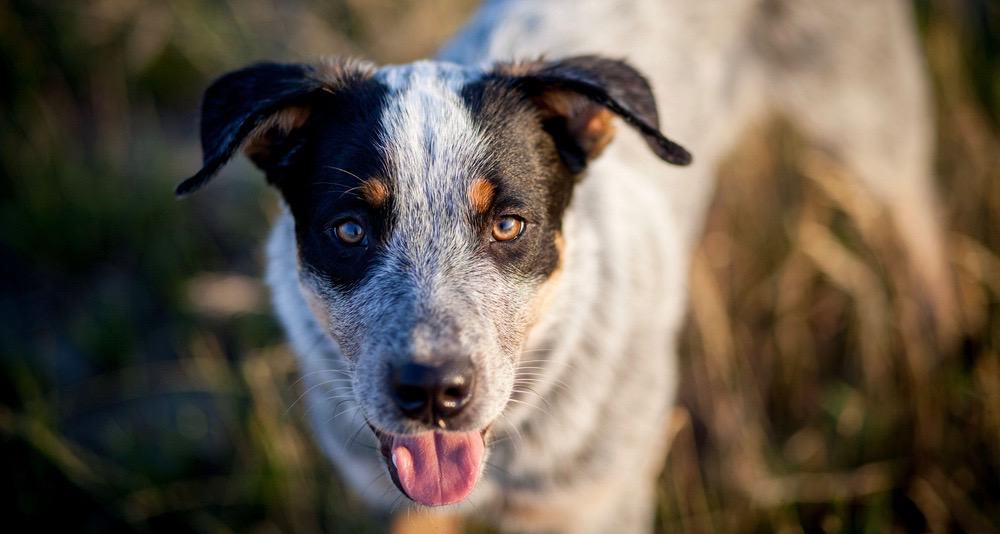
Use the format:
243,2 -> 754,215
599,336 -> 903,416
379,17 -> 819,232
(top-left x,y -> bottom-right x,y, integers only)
390,361 -> 475,426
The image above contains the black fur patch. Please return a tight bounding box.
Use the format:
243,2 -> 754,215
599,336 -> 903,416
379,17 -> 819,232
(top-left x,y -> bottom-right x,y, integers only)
279,80 -> 394,289
461,78 -> 572,280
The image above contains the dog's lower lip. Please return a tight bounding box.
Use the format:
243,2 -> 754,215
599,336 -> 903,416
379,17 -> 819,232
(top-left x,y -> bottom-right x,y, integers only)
368,422 -> 492,449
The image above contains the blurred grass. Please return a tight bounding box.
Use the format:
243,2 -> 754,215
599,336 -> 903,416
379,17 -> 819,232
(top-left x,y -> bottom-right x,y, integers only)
0,1 -> 997,532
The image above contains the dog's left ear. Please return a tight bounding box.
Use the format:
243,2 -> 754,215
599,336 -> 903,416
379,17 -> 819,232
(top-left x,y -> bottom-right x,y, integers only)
176,58 -> 376,197
493,55 -> 692,173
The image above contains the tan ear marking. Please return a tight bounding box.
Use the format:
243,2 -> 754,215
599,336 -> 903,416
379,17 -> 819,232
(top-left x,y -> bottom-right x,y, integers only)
358,179 -> 390,207
256,106 -> 311,137
537,92 -> 616,160
468,177 -> 496,214
580,109 -> 616,158
243,106 -> 311,159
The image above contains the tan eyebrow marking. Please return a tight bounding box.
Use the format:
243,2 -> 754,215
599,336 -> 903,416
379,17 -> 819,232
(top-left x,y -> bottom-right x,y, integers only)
358,178 -> 390,207
468,177 -> 496,214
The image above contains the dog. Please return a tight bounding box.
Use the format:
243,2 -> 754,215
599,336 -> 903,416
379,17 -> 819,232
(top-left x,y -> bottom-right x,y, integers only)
178,0 -> 951,531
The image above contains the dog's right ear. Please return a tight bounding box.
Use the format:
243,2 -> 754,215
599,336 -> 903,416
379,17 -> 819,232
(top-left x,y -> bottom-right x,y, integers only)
491,56 -> 691,174
176,59 -> 376,197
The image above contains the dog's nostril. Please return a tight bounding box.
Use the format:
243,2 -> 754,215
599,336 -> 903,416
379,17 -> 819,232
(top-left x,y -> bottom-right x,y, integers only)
390,361 -> 475,424
435,366 -> 474,417
395,384 -> 429,412
391,364 -> 435,420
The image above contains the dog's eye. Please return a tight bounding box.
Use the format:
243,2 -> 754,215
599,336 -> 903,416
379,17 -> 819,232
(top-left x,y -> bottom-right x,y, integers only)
492,215 -> 525,242
332,219 -> 366,245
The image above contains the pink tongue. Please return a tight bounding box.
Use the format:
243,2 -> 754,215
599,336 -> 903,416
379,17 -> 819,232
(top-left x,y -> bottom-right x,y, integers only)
391,431 -> 484,506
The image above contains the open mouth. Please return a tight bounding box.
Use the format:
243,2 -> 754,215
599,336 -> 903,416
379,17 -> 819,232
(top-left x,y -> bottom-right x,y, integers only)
370,423 -> 490,507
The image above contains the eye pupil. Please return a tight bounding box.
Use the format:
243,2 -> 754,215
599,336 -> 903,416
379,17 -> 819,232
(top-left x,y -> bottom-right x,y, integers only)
492,216 -> 525,242
334,220 -> 365,245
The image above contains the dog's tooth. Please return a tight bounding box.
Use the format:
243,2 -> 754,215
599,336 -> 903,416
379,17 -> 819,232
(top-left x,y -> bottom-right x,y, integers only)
391,451 -> 398,469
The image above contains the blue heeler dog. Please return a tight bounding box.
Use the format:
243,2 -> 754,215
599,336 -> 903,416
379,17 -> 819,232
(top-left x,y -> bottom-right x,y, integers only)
179,0 -> 951,531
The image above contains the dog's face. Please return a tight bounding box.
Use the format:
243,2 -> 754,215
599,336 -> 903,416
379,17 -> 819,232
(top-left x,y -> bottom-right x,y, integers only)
179,56 -> 689,507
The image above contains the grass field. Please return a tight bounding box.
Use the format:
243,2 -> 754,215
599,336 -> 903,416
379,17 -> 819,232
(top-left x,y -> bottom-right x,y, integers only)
1,1 -> 998,532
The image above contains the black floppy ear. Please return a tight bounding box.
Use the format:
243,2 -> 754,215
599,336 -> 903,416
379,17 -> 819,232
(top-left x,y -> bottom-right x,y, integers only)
492,55 -> 692,173
176,59 -> 375,197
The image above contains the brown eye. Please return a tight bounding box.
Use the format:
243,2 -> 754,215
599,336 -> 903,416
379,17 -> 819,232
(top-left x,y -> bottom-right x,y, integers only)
492,215 -> 525,242
333,219 -> 366,245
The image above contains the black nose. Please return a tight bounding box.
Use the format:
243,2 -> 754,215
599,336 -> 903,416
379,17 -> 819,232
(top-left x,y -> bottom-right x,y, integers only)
390,361 -> 475,426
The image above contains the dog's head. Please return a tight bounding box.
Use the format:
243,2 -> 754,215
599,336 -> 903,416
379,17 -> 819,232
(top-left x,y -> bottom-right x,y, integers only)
179,56 -> 690,507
